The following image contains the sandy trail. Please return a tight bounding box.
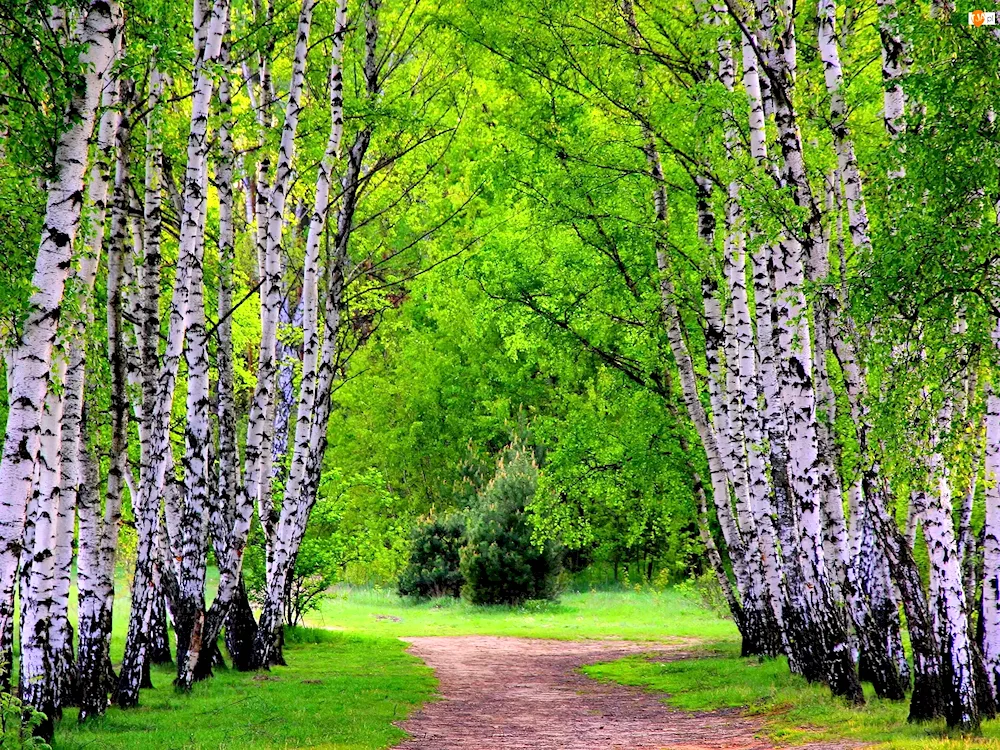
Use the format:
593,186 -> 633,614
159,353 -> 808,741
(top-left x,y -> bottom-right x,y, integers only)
395,636 -> 852,750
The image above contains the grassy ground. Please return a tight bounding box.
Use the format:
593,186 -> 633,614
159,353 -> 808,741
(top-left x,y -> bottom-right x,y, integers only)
304,585 -> 737,641
583,641 -> 1000,749
48,581 -> 1000,749
53,583 -> 723,749
54,629 -> 434,750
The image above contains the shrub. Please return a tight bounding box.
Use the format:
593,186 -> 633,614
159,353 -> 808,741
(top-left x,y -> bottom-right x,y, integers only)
284,538 -> 340,626
243,531 -> 339,627
676,569 -> 732,620
0,693 -> 50,749
397,515 -> 466,599
460,448 -> 561,605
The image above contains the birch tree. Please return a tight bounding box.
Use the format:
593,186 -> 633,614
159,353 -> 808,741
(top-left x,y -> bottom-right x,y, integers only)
115,0 -> 231,706
0,0 -> 121,694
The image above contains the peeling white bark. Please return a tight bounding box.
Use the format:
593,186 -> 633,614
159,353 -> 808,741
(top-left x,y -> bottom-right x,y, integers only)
0,0 -> 121,691
116,0 -> 230,707
922,395 -> 979,729
983,327 -> 1000,694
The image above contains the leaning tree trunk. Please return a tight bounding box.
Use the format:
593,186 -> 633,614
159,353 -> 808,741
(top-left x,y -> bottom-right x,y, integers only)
700,214 -> 773,658
251,129 -> 371,669
716,23 -> 784,657
815,0 -> 913,700
830,309 -> 944,720
188,0 -> 323,683
983,356 -> 1000,697
622,0 -> 763,657
205,57 -> 254,679
75,75 -> 140,720
194,53 -> 258,680
850,480 -> 908,699
737,21 -> 819,674
868,475 -> 946,721
115,0 -> 230,708
25,64 -> 129,730
758,0 -> 862,702
249,0 -> 369,670
737,29 -> 811,670
0,0 -> 121,697
695,475 -> 745,633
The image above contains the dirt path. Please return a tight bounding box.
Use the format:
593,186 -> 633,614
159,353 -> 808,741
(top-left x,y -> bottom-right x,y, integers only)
395,636 -> 852,750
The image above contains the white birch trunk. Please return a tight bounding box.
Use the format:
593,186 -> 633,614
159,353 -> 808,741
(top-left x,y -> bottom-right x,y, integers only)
983,333 -> 1000,695
740,21 -> 806,667
753,0 -> 861,701
251,7 -> 379,664
198,0 -> 330,676
923,397 -> 979,729
720,190 -> 785,653
817,0 -> 870,250
209,62 -> 257,674
74,69 -> 142,719
958,371 -> 981,607
252,127 -> 372,667
878,0 -> 907,178
174,248 -> 211,690
116,0 -> 230,707
19,359 -> 68,720
245,0 -> 317,537
0,0 -> 121,693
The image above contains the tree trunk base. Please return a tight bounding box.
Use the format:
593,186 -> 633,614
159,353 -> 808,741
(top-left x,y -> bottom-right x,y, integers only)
225,577 -> 258,672
909,668 -> 945,723
149,596 -> 173,665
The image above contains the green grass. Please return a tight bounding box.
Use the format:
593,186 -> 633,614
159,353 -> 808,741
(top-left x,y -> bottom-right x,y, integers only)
55,580 -> 991,749
583,641 -> 1000,749
45,584 -> 733,748
53,629 -> 435,750
304,585 -> 738,642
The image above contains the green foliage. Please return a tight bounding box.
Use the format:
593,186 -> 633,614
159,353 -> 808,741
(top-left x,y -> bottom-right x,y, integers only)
460,449 -> 561,606
242,532 -> 339,627
397,515 -> 466,599
314,468 -> 413,586
0,693 -> 49,750
673,570 -> 733,621
529,384 -> 703,584
244,468 -> 416,617
283,538 -> 339,627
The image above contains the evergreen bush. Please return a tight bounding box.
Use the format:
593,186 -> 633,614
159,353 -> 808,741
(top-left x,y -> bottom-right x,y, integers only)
397,515 -> 466,598
460,448 -> 561,605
